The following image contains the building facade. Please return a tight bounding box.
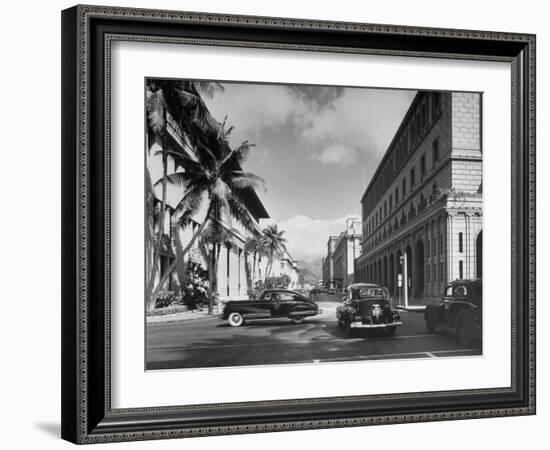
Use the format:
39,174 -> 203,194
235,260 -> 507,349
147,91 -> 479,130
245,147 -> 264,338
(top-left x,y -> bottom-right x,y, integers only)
323,217 -> 362,290
355,91 -> 482,303
268,251 -> 300,290
322,236 -> 339,288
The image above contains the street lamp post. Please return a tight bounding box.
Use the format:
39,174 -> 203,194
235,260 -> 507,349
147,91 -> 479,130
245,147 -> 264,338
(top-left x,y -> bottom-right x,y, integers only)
400,253 -> 409,309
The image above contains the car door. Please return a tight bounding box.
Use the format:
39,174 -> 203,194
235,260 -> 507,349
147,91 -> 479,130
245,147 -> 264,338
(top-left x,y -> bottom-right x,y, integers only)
271,292 -> 295,317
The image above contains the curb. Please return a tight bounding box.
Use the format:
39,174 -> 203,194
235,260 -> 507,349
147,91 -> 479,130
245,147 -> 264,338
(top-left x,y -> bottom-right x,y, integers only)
147,310 -> 221,324
395,305 -> 427,312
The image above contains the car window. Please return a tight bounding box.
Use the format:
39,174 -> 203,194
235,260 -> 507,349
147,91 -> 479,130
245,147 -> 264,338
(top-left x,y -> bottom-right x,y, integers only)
444,286 -> 453,297
278,293 -> 297,301
354,288 -> 386,299
454,285 -> 468,297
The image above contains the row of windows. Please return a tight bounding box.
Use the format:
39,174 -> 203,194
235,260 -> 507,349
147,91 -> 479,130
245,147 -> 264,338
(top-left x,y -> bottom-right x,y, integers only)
364,138 -> 441,239
363,92 -> 443,216
363,181 -> 442,251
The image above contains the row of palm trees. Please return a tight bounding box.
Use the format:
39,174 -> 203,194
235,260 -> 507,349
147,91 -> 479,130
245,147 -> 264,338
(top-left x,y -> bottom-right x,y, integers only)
145,79 -> 287,313
244,224 -> 288,289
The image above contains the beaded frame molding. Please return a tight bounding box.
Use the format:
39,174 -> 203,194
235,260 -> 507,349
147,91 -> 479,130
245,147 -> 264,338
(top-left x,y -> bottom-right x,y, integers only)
61,4 -> 536,444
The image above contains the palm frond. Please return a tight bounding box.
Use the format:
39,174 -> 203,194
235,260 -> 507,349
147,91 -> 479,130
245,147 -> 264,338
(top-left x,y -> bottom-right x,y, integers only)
146,88 -> 166,134
219,140 -> 256,170
165,150 -> 203,172
152,172 -> 187,189
227,196 -> 257,234
228,171 -> 267,192
193,81 -> 224,99
210,179 -> 232,224
176,186 -> 205,225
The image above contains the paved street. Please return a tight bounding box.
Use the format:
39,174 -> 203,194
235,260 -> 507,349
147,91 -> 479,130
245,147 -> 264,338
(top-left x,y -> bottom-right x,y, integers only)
146,294 -> 481,370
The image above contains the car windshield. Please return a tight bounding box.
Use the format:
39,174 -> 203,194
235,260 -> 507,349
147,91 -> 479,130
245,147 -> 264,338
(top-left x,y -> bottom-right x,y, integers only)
352,287 -> 387,299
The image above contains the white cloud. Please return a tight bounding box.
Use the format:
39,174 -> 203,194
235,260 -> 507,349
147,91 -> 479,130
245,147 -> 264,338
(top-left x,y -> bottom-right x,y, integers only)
205,84 -> 308,143
313,143 -> 359,167
266,214 -> 358,262
301,88 -> 416,160
204,83 -> 415,166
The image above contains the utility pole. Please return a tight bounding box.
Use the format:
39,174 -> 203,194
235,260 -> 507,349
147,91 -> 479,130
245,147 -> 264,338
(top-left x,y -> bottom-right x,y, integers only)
400,254 -> 409,309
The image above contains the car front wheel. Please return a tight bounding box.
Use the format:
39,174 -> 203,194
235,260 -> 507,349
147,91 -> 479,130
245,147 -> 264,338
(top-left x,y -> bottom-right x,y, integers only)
426,319 -> 435,333
345,320 -> 354,337
228,312 -> 244,327
291,316 -> 305,324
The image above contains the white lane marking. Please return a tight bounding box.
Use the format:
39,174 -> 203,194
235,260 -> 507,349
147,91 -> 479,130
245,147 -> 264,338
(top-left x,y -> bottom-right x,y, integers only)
306,348 -> 479,363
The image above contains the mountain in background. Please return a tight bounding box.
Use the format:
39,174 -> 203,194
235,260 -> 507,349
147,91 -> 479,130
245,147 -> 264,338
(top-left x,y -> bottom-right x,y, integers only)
296,259 -> 322,285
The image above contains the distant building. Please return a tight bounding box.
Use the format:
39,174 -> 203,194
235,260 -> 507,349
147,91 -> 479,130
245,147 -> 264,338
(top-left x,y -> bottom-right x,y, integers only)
355,91 -> 482,303
270,251 -> 300,289
323,217 -> 362,290
322,236 -> 339,288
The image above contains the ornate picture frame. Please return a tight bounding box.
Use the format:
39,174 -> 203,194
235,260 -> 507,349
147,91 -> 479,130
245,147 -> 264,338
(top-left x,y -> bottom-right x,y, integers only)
61,4 -> 535,444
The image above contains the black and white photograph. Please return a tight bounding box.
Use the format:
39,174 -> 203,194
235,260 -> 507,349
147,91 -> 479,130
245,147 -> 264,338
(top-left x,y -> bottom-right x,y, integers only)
145,79 -> 483,370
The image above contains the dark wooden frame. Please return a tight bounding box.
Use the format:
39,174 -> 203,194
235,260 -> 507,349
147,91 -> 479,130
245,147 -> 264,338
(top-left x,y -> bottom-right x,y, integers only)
61,4 -> 536,444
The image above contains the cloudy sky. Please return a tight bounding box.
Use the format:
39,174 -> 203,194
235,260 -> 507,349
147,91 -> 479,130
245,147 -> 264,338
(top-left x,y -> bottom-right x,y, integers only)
202,82 -> 416,262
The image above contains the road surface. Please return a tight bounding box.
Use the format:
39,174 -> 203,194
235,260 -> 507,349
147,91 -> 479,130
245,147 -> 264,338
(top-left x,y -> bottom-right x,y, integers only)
146,294 -> 481,370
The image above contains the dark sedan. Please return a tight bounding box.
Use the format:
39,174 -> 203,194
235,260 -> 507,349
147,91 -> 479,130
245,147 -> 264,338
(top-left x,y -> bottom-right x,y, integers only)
424,278 -> 482,347
336,283 -> 402,337
221,289 -> 320,327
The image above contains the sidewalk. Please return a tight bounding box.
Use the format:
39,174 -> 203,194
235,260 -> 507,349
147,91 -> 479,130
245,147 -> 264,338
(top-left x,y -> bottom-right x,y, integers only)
394,295 -> 439,312
146,305 -> 221,324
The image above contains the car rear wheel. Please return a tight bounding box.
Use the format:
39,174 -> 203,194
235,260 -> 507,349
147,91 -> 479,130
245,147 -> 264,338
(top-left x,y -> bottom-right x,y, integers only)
228,312 -> 244,327
426,319 -> 435,333
456,319 -> 472,346
291,316 -> 305,324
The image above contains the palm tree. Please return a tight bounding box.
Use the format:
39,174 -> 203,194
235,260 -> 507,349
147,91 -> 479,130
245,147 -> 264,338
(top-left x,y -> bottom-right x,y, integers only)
198,220 -> 234,314
244,235 -> 267,293
146,80 -> 224,293
147,121 -> 266,311
262,224 -> 287,287
145,79 -> 226,308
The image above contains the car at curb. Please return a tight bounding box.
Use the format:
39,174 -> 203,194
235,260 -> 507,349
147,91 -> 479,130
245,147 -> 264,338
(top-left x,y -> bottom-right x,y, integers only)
221,289 -> 320,327
424,278 -> 482,347
336,283 -> 402,337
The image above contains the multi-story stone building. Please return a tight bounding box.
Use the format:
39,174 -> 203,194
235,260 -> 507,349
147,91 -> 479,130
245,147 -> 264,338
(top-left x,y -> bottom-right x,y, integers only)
268,251 -> 300,289
322,236 -> 339,288
323,217 -> 362,290
355,91 -> 482,303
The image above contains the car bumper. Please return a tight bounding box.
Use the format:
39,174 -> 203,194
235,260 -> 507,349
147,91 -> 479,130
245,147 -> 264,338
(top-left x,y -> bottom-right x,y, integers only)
288,309 -> 321,317
350,320 -> 403,329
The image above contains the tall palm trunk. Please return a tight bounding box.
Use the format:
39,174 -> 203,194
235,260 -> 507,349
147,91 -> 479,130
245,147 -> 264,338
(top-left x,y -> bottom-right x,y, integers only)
209,242 -> 221,314
207,250 -> 215,315
266,258 -> 274,288
147,132 -> 168,303
206,242 -> 222,315
149,202 -> 214,311
251,251 -> 257,292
